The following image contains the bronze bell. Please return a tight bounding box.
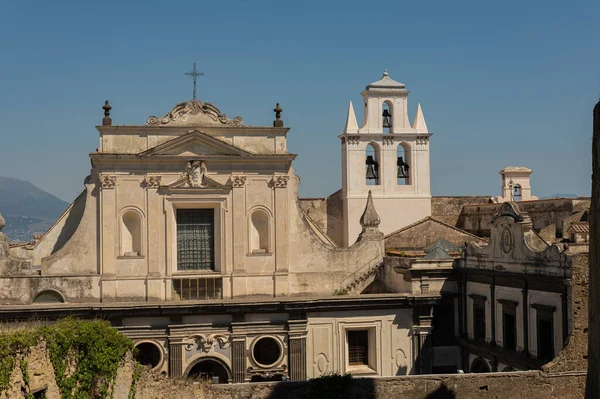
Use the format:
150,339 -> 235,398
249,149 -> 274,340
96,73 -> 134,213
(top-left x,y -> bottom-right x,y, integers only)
366,155 -> 379,180
382,109 -> 392,128
397,157 -> 409,179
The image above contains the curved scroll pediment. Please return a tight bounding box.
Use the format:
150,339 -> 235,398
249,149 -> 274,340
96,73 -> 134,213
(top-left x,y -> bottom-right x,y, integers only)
147,100 -> 244,127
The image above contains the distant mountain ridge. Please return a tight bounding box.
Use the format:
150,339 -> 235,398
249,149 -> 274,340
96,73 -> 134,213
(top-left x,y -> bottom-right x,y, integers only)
0,176 -> 69,242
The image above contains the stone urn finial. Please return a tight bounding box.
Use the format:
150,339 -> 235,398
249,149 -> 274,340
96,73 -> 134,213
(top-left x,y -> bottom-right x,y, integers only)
357,191 -> 383,242
102,100 -> 112,126
273,103 -> 283,128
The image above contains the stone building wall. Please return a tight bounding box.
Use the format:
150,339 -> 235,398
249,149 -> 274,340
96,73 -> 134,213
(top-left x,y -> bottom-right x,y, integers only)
456,198 -> 590,238
298,189 -> 344,247
431,196 -> 492,226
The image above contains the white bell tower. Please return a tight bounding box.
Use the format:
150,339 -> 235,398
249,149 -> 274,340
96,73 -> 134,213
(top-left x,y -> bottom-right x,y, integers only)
340,70 -> 432,246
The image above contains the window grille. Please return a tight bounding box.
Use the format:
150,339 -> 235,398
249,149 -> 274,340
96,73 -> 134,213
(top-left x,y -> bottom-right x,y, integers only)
474,305 -> 486,342
348,330 -> 369,366
173,278 -> 223,300
177,209 -> 214,271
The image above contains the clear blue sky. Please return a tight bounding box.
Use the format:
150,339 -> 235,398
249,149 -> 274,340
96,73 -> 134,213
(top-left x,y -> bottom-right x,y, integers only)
0,0 -> 598,202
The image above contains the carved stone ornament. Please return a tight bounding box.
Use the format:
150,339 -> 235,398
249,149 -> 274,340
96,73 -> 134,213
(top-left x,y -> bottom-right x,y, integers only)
231,175 -> 247,188
492,201 -> 524,223
99,175 -> 116,189
181,160 -> 208,188
147,100 -> 244,127
383,136 -> 394,146
184,333 -> 232,353
273,175 -> 289,188
360,190 -> 381,228
144,175 -> 162,188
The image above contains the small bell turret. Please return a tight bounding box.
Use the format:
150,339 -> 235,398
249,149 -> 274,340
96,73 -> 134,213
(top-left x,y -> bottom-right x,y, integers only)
382,108 -> 392,128
366,155 -> 379,180
397,156 -> 409,179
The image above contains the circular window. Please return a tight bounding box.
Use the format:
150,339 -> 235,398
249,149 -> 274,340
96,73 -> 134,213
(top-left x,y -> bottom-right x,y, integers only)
252,337 -> 282,367
134,342 -> 162,369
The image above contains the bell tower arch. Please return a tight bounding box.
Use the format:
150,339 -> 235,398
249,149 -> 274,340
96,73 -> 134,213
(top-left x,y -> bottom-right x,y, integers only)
340,70 -> 432,246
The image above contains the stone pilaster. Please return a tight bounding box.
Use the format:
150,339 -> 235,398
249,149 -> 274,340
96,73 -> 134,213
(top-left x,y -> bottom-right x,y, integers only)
288,319 -> 308,381
412,306 -> 433,374
168,341 -> 185,378
231,176 -> 247,297
273,175 -> 289,296
231,338 -> 246,383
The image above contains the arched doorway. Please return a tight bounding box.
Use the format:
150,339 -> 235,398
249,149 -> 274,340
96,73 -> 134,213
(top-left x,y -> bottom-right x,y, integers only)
187,358 -> 231,384
470,357 -> 491,373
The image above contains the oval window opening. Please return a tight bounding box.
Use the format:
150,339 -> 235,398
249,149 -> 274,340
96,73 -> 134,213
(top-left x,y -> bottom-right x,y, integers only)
253,337 -> 281,367
134,342 -> 162,369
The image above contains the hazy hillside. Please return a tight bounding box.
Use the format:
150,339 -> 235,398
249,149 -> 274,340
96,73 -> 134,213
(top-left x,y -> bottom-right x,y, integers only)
0,176 -> 69,242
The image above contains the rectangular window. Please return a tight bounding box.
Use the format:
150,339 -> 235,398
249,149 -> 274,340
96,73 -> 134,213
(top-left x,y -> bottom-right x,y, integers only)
537,317 -> 554,360
177,209 -> 214,271
499,299 -> 518,351
473,303 -> 486,342
503,312 -> 517,351
348,330 -> 369,366
533,304 -> 556,361
173,278 -> 222,300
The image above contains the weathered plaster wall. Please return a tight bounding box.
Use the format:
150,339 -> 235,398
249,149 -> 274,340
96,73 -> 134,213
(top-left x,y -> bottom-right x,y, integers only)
431,196 -> 492,226
131,370 -> 587,399
456,198 -> 590,237
298,189 -> 344,247
546,253 -> 589,372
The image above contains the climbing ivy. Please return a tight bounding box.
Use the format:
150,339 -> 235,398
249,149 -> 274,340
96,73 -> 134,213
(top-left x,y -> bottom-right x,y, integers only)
128,362 -> 145,399
0,318 -> 134,399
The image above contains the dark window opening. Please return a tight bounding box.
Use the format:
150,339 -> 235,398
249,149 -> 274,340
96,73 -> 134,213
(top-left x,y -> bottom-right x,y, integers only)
177,209 -> 215,271
537,318 -> 554,360
432,301 -> 457,346
134,342 -> 162,369
503,312 -> 517,351
348,330 -> 369,366
473,303 -> 486,342
253,337 -> 281,367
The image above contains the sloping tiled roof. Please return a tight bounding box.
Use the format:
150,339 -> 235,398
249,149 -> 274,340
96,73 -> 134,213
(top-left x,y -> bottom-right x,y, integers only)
424,246 -> 453,260
424,238 -> 462,253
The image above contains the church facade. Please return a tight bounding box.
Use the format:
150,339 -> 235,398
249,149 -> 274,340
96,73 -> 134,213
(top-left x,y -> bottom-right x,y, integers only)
0,71 -> 588,382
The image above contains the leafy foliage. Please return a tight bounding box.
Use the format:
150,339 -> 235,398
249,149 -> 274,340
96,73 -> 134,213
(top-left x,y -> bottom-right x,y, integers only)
0,318 -> 134,399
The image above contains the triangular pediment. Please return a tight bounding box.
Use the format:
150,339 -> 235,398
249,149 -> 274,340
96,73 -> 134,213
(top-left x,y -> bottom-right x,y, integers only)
139,131 -> 252,158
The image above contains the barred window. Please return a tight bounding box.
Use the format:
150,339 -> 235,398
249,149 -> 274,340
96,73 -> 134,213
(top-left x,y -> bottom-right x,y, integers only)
173,278 -> 222,300
348,330 -> 369,366
177,209 -> 214,271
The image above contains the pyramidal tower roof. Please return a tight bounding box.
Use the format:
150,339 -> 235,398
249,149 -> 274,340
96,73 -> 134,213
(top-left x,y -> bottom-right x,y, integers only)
365,70 -> 407,91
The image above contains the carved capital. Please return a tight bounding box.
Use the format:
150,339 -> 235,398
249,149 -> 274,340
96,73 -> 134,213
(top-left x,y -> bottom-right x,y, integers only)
273,175 -> 289,188
346,136 -> 360,145
231,176 -> 247,188
144,175 -> 162,188
99,174 -> 116,189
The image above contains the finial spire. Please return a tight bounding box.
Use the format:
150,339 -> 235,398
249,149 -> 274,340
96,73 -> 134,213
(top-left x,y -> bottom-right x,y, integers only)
383,69 -> 389,77
273,103 -> 283,127
344,101 -> 359,133
102,100 -> 112,126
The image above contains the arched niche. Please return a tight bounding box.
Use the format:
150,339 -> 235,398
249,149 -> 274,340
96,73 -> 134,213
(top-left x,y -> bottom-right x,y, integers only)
120,209 -> 143,257
185,357 -> 231,384
33,290 -> 65,304
397,142 -> 411,185
470,357 -> 491,373
249,208 -> 270,254
366,142 -> 381,186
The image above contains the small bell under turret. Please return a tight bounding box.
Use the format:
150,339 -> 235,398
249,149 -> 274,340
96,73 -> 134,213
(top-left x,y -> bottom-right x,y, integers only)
397,156 -> 409,179
382,109 -> 392,128
366,155 -> 379,180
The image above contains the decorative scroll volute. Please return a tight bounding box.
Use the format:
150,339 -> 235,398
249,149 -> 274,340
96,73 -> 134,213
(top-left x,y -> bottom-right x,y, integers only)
147,100 -> 243,127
